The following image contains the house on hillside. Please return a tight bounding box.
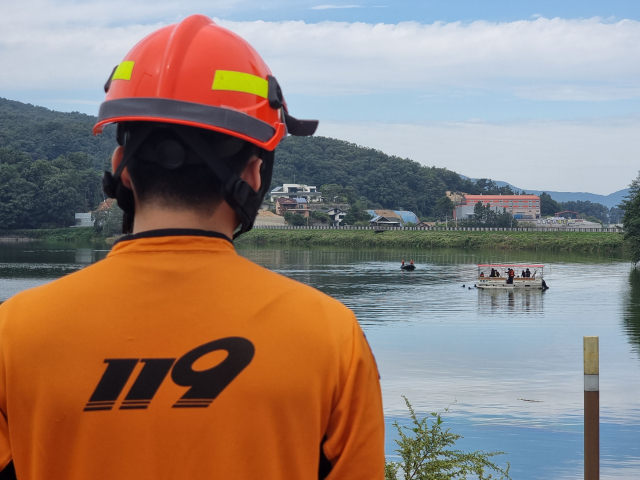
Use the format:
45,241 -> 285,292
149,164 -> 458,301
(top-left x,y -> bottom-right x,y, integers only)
326,208 -> 347,226
366,210 -> 419,227
275,197 -> 310,218
270,184 -> 322,203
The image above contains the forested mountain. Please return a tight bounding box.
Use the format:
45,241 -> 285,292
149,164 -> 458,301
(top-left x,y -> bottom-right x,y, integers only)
0,97 -> 485,221
274,136 -> 480,216
0,98 -> 112,228
0,97 -> 115,169
0,148 -> 102,228
0,97 -> 619,226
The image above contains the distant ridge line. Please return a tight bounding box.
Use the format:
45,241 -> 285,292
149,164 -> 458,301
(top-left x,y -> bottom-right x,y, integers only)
466,178 -> 628,209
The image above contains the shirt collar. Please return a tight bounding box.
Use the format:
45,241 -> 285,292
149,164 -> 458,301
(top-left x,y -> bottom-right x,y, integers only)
108,229 -> 235,257
114,228 -> 232,245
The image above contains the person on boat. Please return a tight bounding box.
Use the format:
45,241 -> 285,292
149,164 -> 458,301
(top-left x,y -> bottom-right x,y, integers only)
526,268 -> 531,278
0,15 -> 384,480
521,270 -> 526,278
507,269 -> 515,284
410,260 -> 414,265
401,260 -> 405,267
480,272 -> 485,277
490,268 -> 496,277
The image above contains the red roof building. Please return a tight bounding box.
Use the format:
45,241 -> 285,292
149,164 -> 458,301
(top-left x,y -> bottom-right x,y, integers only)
460,195 -> 541,220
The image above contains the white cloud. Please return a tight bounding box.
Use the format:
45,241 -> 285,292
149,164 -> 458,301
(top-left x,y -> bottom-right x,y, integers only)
316,118 -> 640,194
2,5 -> 640,103
310,4 -> 363,9
221,17 -> 640,100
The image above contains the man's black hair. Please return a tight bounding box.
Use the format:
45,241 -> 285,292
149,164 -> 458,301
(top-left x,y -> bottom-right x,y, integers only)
126,122 -> 258,214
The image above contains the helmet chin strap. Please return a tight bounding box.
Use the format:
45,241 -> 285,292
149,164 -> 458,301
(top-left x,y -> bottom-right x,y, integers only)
102,124 -> 155,233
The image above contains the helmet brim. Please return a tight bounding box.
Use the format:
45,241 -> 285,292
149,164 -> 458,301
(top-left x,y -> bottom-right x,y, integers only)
93,98 -> 285,151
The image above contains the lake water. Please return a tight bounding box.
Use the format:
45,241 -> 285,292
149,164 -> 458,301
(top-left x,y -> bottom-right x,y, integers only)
1,241 -> 640,479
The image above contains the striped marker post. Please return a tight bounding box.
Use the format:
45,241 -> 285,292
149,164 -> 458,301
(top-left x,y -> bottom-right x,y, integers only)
584,336 -> 599,480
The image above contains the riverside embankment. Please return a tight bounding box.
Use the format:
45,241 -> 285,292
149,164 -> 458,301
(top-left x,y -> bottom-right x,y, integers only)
0,227 -> 98,243
238,228 -> 625,252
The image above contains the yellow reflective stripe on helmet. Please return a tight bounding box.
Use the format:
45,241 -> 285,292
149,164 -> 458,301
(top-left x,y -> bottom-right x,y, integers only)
112,61 -> 135,81
212,70 -> 268,98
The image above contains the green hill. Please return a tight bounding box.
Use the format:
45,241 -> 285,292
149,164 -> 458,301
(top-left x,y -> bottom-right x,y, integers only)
273,136 -> 477,216
0,97 -> 483,224
0,97 -> 116,169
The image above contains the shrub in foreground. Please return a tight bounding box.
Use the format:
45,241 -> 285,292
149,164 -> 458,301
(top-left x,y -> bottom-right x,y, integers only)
385,397 -> 511,480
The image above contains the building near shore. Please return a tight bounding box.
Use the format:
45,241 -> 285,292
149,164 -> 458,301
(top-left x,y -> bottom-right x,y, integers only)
366,210 -> 419,227
275,197 -> 310,217
269,184 -> 322,203
456,195 -> 541,220
454,205 -> 504,221
73,213 -> 94,227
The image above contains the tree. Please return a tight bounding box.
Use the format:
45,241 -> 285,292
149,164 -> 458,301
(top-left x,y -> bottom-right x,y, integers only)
385,397 -> 511,480
540,192 -> 561,217
560,200 -> 609,223
343,200 -> 373,225
473,201 -> 486,223
320,184 -> 357,204
610,206 -> 624,224
310,211 -> 330,224
0,147 -> 102,229
622,171 -> 640,264
464,203 -> 516,228
93,201 -> 124,237
474,178 -> 514,195
435,196 -> 454,221
284,211 -> 307,226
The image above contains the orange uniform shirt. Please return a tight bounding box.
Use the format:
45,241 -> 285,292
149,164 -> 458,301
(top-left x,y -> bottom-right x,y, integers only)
0,231 -> 384,480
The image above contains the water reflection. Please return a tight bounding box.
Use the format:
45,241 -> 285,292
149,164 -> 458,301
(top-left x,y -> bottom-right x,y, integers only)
623,269 -> 640,355
478,289 -> 544,315
0,243 -> 109,301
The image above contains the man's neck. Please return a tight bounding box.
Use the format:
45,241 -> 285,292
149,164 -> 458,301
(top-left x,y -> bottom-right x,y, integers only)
132,203 -> 238,239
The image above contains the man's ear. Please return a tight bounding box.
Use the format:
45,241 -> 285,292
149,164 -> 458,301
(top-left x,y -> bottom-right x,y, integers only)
241,155 -> 263,192
111,146 -> 133,190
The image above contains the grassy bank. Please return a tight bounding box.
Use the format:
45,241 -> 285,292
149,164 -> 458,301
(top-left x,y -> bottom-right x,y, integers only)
238,229 -> 626,252
0,227 -> 101,243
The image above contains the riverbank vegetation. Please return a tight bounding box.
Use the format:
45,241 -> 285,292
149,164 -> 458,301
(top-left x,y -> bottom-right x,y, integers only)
237,229 -> 625,252
622,171 -> 640,264
0,227 -> 98,243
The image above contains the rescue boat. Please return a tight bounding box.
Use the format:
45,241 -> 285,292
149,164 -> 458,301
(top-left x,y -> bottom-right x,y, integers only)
476,264 -> 548,290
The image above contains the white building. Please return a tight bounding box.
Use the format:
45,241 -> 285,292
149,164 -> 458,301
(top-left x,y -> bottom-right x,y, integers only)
326,208 -> 347,226
73,213 -> 94,227
269,184 -> 323,203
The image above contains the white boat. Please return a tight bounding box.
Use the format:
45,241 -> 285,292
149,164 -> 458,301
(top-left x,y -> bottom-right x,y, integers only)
476,264 -> 548,290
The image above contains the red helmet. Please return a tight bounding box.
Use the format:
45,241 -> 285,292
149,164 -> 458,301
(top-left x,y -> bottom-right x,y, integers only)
95,14 -> 317,237
94,14 -> 316,150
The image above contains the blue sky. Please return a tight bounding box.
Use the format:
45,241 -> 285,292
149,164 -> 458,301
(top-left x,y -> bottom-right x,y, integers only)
1,0 -> 639,193
228,0 -> 640,23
